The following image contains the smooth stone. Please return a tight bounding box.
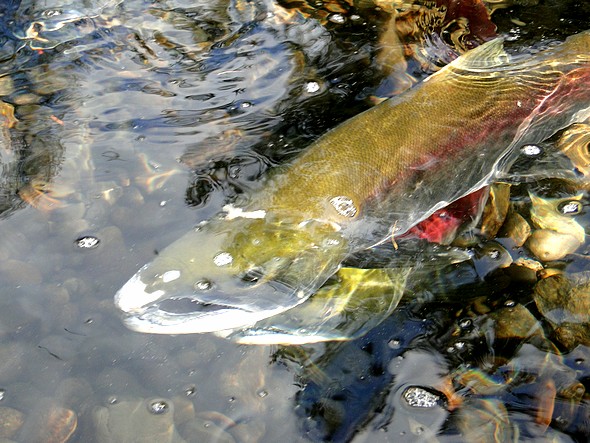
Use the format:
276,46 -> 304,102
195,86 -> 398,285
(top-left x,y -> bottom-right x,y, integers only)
0,342 -> 26,383
53,378 -> 94,410
0,407 -> 24,438
0,259 -> 42,286
93,398 -> 186,443
526,229 -> 581,261
17,399 -> 77,443
179,416 -> 236,443
488,304 -> 543,340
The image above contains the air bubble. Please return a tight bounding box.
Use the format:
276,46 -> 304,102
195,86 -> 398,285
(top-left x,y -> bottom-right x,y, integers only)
458,318 -> 473,330
305,81 -> 321,94
148,400 -> 169,415
520,144 -> 542,156
488,249 -> 500,260
184,386 -> 196,397
403,386 -> 440,408
328,14 -> 345,24
558,200 -> 582,215
330,196 -> 357,217
388,339 -> 401,349
194,279 -> 212,291
75,236 -> 100,249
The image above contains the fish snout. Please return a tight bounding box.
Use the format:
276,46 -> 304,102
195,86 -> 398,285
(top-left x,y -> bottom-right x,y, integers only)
114,220 -> 309,334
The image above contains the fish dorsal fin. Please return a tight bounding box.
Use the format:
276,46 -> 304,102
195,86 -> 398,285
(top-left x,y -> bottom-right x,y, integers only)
451,38 -> 510,71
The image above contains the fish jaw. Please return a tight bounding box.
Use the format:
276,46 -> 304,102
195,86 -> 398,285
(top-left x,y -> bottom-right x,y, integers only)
120,300 -> 290,335
115,215 -> 348,334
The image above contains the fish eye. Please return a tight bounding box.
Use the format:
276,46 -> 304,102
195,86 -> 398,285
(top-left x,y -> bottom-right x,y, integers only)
241,268 -> 264,285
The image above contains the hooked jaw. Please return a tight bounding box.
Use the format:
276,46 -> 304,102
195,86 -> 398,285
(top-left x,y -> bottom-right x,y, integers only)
114,215 -> 348,335
114,254 -> 298,334
114,261 -> 299,334
113,219 -> 313,334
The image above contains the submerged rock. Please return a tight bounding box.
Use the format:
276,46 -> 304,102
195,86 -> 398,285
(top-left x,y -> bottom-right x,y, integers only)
533,272 -> 590,350
93,398 -> 185,443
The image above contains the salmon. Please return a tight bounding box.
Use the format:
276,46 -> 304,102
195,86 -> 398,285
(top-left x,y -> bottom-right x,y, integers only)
115,31 -> 590,336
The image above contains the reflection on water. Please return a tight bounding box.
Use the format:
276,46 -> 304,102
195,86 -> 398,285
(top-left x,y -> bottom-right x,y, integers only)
0,0 -> 589,441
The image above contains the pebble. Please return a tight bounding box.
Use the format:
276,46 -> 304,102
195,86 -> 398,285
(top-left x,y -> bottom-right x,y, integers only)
527,229 -> 581,261
0,407 -> 24,438
93,398 -> 185,443
0,343 -> 26,383
17,400 -> 77,443
0,259 -> 42,286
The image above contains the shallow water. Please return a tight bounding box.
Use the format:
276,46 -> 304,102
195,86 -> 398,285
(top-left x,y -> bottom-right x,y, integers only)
0,0 -> 590,441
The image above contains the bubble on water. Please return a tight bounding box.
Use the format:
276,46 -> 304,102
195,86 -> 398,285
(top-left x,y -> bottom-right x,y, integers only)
458,318 -> 473,330
328,13 -> 346,24
304,81 -> 321,94
323,237 -> 340,247
148,400 -> 169,415
213,252 -> 233,267
194,279 -> 212,291
520,144 -> 542,156
388,339 -> 401,349
488,249 -> 501,260
75,236 -> 100,249
402,386 -> 441,408
43,9 -> 63,18
184,385 -> 196,397
558,200 -> 582,215
229,165 -> 241,179
330,196 -> 357,217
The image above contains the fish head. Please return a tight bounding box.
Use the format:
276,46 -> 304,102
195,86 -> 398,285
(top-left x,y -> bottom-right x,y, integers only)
115,213 -> 349,334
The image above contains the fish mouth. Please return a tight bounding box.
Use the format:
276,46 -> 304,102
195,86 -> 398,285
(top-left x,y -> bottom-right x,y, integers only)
114,264 -> 301,334
118,295 -> 287,335
114,215 -> 348,335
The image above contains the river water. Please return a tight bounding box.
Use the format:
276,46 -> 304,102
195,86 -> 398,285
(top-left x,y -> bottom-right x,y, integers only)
0,0 -> 589,441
